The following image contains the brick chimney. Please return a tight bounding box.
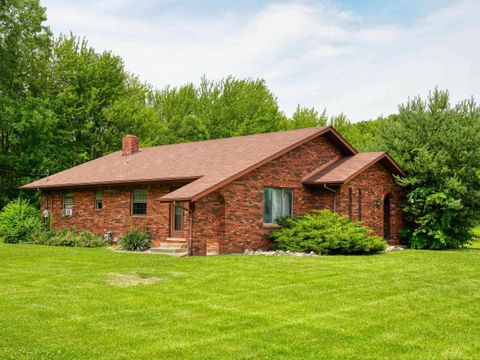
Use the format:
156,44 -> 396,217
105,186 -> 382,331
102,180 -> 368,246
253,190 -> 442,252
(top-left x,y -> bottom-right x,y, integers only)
122,135 -> 139,155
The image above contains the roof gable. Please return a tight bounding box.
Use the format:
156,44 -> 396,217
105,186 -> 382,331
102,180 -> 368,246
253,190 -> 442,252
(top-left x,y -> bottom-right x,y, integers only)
303,152 -> 405,185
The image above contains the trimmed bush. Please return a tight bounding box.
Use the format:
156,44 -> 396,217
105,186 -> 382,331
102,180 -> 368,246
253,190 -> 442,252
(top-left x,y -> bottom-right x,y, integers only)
120,229 -> 152,251
268,209 -> 387,255
0,199 -> 44,244
33,227 -> 107,248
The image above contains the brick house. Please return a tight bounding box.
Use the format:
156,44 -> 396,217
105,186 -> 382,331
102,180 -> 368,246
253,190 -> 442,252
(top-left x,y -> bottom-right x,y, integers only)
21,127 -> 405,255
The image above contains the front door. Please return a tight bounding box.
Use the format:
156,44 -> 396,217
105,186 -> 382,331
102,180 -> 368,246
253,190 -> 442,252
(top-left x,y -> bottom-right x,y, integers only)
170,202 -> 184,238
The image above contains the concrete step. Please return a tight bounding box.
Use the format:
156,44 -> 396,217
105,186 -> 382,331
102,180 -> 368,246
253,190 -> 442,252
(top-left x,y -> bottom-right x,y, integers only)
158,243 -> 186,249
150,241 -> 187,254
150,247 -> 186,254
147,248 -> 188,256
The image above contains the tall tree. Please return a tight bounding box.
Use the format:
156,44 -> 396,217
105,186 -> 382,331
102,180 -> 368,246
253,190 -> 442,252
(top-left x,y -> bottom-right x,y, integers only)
0,0 -> 53,206
288,105 -> 327,129
152,76 -> 288,144
378,89 -> 480,249
49,35 -> 157,169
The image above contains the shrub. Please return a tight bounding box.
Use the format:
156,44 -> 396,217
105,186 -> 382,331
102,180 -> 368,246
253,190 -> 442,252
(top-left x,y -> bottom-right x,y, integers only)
268,210 -> 386,255
378,89 -> 480,249
0,199 -> 45,244
33,227 -> 107,248
120,229 -> 152,251
79,230 -> 108,248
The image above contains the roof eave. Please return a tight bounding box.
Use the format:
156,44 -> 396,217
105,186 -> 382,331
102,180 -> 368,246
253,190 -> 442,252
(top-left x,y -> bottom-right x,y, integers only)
159,196 -> 193,203
20,176 -> 202,191
303,180 -> 344,186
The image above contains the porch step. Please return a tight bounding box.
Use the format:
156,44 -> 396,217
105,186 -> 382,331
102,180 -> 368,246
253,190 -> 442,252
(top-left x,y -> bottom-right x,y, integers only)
150,242 -> 187,254
147,248 -> 188,256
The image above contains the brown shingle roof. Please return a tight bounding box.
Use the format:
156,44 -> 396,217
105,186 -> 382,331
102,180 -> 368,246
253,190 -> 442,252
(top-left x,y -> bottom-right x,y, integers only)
21,127 -> 356,201
303,152 -> 405,185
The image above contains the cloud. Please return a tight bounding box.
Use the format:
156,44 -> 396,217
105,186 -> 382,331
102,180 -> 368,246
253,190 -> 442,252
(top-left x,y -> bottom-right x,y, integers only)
42,0 -> 480,121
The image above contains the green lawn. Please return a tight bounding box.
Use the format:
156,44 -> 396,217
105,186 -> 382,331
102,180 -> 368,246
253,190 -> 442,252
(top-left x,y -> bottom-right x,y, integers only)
1,244 -> 479,359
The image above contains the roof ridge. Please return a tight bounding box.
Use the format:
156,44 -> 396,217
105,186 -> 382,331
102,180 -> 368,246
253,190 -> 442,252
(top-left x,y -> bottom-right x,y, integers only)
137,127 -> 326,151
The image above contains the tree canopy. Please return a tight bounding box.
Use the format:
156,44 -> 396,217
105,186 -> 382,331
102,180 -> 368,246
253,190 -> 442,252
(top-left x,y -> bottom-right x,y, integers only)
151,77 -> 288,144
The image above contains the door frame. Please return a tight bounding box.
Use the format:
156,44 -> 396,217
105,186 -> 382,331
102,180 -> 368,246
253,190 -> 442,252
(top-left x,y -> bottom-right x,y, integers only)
170,201 -> 185,238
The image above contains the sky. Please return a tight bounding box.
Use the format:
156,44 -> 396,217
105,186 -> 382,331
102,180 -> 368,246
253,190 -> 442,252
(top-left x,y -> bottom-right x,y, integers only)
41,0 -> 480,121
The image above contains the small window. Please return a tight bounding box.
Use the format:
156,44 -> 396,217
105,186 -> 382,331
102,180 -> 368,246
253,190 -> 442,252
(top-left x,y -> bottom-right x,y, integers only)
132,189 -> 147,216
63,192 -> 73,216
63,192 -> 73,211
263,187 -> 293,224
95,191 -> 102,210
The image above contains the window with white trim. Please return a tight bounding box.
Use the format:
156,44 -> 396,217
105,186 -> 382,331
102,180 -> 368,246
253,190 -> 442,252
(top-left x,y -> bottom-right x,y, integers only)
263,187 -> 293,224
63,192 -> 73,216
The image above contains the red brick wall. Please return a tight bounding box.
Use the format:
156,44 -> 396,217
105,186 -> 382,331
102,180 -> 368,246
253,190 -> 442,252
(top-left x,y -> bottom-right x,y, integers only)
190,140 -> 404,255
336,163 -> 403,243
191,192 -> 225,255
189,135 -> 343,255
41,183 -> 190,247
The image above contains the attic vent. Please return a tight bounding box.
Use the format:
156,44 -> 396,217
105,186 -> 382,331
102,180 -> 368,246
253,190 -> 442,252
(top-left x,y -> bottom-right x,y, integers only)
122,135 -> 139,155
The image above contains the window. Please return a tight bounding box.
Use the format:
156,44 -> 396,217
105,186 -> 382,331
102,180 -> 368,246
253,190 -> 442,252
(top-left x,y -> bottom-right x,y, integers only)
263,187 -> 293,224
63,192 -> 73,216
132,189 -> 147,216
95,191 -> 102,210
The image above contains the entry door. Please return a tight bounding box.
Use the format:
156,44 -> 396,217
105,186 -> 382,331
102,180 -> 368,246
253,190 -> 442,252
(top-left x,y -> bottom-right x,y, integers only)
170,202 -> 184,238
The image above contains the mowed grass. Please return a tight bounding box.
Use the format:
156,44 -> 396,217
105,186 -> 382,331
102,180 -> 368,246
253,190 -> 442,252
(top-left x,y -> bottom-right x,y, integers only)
1,244 -> 480,359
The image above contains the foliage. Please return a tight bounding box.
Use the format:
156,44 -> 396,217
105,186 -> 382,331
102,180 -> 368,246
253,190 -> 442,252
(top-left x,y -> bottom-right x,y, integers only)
151,76 -> 288,144
0,0 -> 53,206
268,209 -> 386,255
33,227 -> 107,248
339,117 -> 385,152
0,199 -> 44,243
288,105 -> 327,129
378,89 -> 480,249
119,229 -> 152,251
49,35 -> 158,168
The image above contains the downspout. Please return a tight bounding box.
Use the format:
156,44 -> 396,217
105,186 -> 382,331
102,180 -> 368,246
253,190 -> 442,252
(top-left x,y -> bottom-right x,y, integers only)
188,201 -> 193,256
323,184 -> 337,212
